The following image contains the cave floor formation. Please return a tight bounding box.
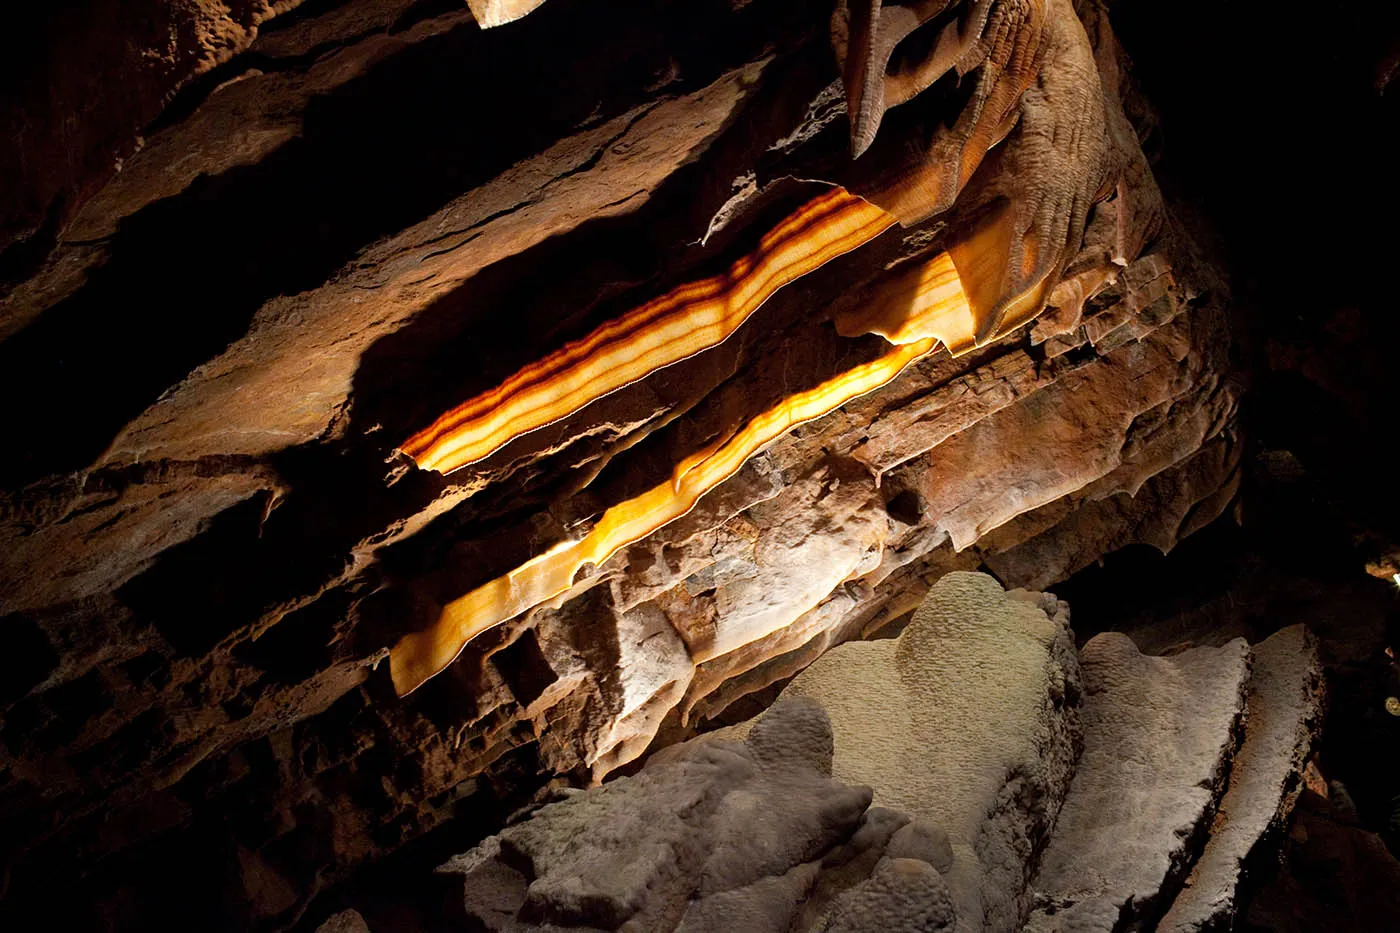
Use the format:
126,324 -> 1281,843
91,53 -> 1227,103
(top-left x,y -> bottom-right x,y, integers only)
4,0 -> 1400,930
340,573 -> 1313,933
298,508 -> 1400,933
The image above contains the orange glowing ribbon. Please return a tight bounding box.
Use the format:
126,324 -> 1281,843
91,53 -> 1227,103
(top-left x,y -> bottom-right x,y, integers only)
391,339 -> 936,695
390,249 -> 983,696
400,188 -> 897,474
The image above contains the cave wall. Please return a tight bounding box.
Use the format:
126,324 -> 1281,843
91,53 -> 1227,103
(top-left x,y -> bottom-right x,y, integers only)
0,0 -> 1241,927
0,0 -> 316,286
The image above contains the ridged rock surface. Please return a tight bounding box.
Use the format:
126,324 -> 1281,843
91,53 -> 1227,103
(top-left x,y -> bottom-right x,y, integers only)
783,572 -> 1082,933
1024,634 -> 1251,931
411,585 -> 1322,933
1159,625 -> 1324,932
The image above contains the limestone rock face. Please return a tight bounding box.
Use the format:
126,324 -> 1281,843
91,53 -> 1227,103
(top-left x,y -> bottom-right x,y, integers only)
2,0 -> 310,269
437,696 -> 954,933
1024,634 -> 1251,931
1158,625 -> 1324,932
783,571 -> 1083,933
1,0 -> 1240,926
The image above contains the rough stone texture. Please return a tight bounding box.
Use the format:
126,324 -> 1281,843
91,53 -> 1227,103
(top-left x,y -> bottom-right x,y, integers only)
315,909 -> 372,933
436,696 -> 956,932
782,572 -> 1083,932
0,0 -> 1239,926
1,0 -> 310,276
1158,625 -> 1324,932
819,857 -> 957,933
1025,633 -> 1251,932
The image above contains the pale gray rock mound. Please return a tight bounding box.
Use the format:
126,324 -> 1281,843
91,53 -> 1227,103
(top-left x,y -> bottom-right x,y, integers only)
674,862 -> 822,933
789,806 -> 919,930
781,571 -> 1083,932
1158,625 -> 1324,932
437,695 -> 956,932
887,820 -> 956,874
819,857 -> 957,933
1025,633 -> 1252,932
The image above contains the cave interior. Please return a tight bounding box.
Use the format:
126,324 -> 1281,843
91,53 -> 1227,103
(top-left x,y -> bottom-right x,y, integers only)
3,1 -> 1400,931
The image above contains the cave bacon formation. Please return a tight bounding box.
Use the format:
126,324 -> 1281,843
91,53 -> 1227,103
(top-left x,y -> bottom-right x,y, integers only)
399,188 -> 897,474
391,0 -> 1121,695
393,246 -> 995,697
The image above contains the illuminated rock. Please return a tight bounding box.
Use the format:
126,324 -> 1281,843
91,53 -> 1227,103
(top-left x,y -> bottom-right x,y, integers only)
404,0 -> 1130,492
782,572 -> 1082,932
436,696 -> 960,932
466,0 -> 549,29
833,250 -> 981,353
393,223 -> 1080,695
0,0 -> 307,279
836,0 -> 1045,163
1024,633 -> 1251,931
390,333 -> 941,695
419,606 -> 1322,933
850,0 -> 1117,344
315,910 -> 371,933
400,189 -> 896,474
833,0 -> 996,158
1158,626 -> 1324,933
818,857 -> 958,933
